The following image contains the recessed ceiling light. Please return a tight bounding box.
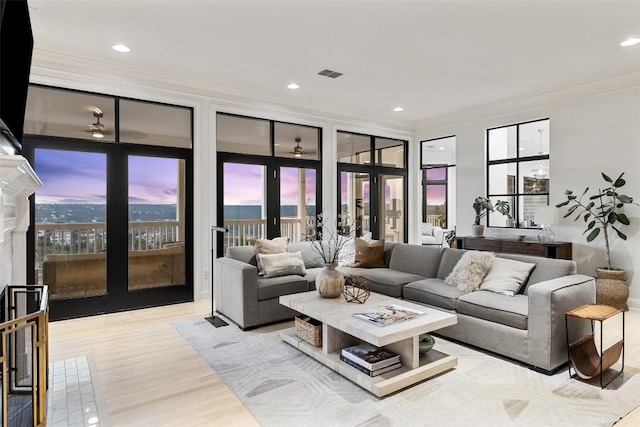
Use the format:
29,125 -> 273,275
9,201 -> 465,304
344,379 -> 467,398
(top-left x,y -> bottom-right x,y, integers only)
287,82 -> 300,89
620,37 -> 640,47
393,106 -> 404,112
439,147 -> 444,150
112,44 -> 131,53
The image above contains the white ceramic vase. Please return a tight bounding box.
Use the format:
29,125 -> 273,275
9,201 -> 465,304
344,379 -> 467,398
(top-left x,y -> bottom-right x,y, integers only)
316,263 -> 345,298
471,224 -> 485,237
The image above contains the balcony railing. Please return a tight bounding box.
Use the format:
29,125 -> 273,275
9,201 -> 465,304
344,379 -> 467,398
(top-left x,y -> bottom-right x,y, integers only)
223,218 -> 309,249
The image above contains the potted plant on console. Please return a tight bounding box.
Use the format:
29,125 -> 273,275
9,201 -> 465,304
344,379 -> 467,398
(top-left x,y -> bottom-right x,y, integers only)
556,172 -> 637,311
472,196 -> 494,237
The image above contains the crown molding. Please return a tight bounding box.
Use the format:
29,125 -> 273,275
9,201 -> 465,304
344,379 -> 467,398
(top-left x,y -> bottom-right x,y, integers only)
415,71 -> 640,132
29,49 -> 415,134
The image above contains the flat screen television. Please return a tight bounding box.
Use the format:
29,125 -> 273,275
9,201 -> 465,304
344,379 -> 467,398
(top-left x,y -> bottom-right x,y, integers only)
0,0 -> 34,154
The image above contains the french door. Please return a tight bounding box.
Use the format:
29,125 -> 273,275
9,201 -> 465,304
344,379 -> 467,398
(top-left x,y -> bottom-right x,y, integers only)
217,154 -> 321,255
338,166 -> 406,242
24,136 -> 193,320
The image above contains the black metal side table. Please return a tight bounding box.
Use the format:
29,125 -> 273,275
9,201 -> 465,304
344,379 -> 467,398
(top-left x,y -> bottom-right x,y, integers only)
565,304 -> 624,388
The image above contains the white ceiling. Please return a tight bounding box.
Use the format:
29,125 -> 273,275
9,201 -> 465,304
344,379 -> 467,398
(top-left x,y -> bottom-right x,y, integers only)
27,0 -> 640,123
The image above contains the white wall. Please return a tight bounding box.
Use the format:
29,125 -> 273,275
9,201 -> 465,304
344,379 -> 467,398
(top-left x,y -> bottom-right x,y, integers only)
416,85 -> 640,309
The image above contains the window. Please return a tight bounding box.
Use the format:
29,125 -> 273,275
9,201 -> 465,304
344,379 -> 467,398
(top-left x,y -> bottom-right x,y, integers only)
421,136 -> 456,229
337,131 -> 407,242
486,118 -> 549,228
216,113 -> 322,252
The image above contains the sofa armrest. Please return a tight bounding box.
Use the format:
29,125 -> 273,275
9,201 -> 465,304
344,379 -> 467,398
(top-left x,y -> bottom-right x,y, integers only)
527,274 -> 595,371
432,227 -> 445,246
214,257 -> 260,328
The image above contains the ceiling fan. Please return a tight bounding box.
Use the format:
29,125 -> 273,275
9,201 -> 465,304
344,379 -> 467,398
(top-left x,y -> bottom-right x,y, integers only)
289,137 -> 318,158
85,107 -> 111,139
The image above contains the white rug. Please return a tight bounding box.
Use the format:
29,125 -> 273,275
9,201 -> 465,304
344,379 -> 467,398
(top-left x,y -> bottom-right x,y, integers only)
172,318 -> 640,427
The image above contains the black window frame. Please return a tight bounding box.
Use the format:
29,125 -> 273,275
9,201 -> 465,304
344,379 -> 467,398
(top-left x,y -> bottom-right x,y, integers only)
486,118 -> 550,228
420,135 -> 456,229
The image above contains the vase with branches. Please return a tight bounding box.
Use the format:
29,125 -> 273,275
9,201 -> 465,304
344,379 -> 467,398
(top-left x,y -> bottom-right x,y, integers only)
308,212 -> 355,298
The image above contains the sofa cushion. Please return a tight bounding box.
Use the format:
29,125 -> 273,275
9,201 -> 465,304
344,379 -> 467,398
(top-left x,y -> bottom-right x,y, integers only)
226,245 -> 257,265
250,236 -> 289,273
259,251 -> 307,278
456,291 -> 528,330
288,241 -> 324,268
480,257 -> 536,296
388,243 -> 443,277
496,254 -> 576,293
403,278 -> 464,310
445,251 -> 495,293
303,267 -> 323,290
257,275 -> 309,301
436,248 -> 467,279
356,268 -> 425,298
352,238 -> 385,268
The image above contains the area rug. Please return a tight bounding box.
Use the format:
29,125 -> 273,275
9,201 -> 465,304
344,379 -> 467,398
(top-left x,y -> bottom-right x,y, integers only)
172,317 -> 640,427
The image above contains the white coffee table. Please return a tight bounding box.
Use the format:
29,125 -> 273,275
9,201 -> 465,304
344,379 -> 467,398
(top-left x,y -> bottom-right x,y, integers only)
279,291 -> 457,397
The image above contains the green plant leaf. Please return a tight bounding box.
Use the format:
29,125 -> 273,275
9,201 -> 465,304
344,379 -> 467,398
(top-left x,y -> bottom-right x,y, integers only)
617,203 -> 624,208
583,212 -> 591,222
565,189 -> 573,195
608,212 -> 616,224
568,195 -> 577,200
614,178 -> 625,187
618,195 -> 633,203
605,190 -> 617,197
586,227 -> 600,242
589,194 -> 600,200
567,205 -> 578,216
585,201 -> 594,211
602,172 -> 612,183
586,220 -> 596,230
556,200 -> 569,207
580,187 -> 589,197
617,213 -> 630,225
612,226 -> 627,240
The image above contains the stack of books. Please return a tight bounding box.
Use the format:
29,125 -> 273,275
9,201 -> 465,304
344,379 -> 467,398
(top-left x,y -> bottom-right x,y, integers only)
340,343 -> 401,377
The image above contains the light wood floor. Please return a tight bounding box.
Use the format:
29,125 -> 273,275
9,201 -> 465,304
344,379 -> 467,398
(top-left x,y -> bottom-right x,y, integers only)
48,301 -> 640,426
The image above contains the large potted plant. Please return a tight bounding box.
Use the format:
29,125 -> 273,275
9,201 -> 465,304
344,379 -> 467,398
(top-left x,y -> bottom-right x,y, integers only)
556,172 -> 637,310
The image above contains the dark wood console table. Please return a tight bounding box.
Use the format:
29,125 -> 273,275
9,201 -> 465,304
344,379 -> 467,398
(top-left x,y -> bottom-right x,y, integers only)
455,236 -> 572,260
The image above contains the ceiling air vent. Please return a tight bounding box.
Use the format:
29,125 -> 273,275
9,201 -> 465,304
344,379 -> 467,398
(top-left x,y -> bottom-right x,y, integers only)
318,69 -> 343,79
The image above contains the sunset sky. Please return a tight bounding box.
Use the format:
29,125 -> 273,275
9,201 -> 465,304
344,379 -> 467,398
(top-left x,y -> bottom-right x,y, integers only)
35,149 -> 179,204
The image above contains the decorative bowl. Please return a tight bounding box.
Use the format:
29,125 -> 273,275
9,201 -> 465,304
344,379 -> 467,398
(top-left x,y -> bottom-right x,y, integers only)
418,334 -> 436,354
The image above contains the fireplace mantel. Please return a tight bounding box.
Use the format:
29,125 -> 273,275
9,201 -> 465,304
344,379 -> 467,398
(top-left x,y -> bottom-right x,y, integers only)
0,155 -> 42,239
0,154 -> 42,288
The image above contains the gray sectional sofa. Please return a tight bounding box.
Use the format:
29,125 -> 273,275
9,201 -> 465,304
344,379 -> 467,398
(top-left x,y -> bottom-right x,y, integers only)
214,241 -> 595,373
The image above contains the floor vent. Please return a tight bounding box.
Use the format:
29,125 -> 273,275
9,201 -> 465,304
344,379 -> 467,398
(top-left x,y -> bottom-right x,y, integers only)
318,69 -> 343,79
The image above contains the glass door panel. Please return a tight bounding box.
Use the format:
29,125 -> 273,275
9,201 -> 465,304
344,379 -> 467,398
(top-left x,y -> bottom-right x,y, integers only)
34,148 -> 107,300
128,156 -> 186,291
380,174 -> 405,243
223,162 -> 267,251
340,171 -> 370,238
280,167 -> 317,242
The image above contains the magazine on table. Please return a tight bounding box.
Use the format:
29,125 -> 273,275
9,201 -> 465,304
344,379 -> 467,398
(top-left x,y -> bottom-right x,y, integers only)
341,343 -> 400,370
340,354 -> 402,377
352,304 -> 425,327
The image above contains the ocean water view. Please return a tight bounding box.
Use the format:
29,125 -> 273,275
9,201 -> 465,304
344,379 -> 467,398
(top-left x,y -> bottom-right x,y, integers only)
35,204 -> 316,224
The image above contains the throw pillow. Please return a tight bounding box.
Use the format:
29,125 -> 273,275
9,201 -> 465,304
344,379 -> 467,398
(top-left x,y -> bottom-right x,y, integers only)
421,223 -> 434,237
480,257 -> 536,296
250,236 -> 289,273
445,251 -> 495,293
352,238 -> 385,268
259,251 -> 307,278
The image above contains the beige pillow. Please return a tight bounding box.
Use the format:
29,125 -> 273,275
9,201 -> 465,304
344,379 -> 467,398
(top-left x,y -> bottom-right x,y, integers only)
445,251 -> 495,293
250,237 -> 289,273
259,251 -> 307,278
480,257 -> 536,296
352,238 -> 385,268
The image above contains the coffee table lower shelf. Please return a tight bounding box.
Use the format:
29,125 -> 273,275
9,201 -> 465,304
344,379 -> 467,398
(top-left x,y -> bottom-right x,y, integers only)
280,328 -> 457,397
